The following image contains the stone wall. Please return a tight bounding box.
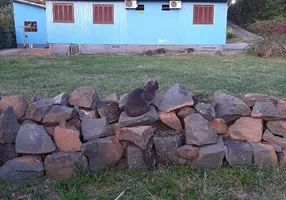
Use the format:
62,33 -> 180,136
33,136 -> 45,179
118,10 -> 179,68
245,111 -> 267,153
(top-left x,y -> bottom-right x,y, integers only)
1,84 -> 286,182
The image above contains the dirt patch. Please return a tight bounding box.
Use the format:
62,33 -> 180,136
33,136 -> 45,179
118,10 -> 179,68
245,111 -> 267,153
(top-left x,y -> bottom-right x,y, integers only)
16,48 -> 51,56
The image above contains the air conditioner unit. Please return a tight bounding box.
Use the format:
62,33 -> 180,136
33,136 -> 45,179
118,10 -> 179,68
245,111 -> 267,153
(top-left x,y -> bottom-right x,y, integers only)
125,0 -> 138,9
169,1 -> 182,9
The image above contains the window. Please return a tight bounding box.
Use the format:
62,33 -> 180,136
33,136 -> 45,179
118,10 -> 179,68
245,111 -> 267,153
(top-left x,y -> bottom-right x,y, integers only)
93,4 -> 114,24
24,21 -> 37,32
53,3 -> 74,23
193,5 -> 214,24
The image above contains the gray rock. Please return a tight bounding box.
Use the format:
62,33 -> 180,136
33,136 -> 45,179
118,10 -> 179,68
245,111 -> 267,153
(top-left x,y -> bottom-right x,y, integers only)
153,130 -> 184,164
119,93 -> 128,110
97,100 -> 121,124
0,106 -> 21,144
81,136 -> 124,171
104,93 -> 119,102
214,91 -> 251,123
269,143 -> 282,152
277,150 -> 286,167
266,120 -> 286,138
118,106 -> 159,127
251,102 -> 284,120
15,123 -> 56,154
42,105 -> 76,125
250,142 -> 278,166
195,102 -> 215,121
224,139 -> 253,166
192,136 -> 226,169
159,83 -> 194,112
0,143 -> 17,166
262,129 -> 286,149
52,92 -> 69,106
0,155 -> 44,182
177,107 -> 196,119
0,94 -> 29,119
81,115 -> 110,141
26,99 -> 54,122
118,126 -> 155,150
44,152 -> 88,180
68,87 -> 100,109
243,93 -> 279,108
184,113 -> 217,146
32,94 -> 43,102
177,145 -> 199,160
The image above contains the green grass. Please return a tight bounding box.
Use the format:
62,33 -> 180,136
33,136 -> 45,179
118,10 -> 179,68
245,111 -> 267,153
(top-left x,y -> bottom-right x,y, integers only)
0,54 -> 286,100
1,54 -> 286,199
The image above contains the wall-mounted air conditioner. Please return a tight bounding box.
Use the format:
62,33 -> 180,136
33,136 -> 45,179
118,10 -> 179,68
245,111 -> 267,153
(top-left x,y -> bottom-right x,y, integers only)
125,0 -> 138,9
169,1 -> 182,9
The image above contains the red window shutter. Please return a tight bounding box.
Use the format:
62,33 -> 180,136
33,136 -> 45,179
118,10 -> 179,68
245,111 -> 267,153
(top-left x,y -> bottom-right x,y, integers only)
93,4 -> 114,24
53,3 -> 74,23
193,5 -> 214,24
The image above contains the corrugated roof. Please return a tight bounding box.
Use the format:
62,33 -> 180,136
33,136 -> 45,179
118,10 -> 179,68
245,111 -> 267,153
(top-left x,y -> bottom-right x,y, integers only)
13,0 -> 46,8
46,0 -> 227,2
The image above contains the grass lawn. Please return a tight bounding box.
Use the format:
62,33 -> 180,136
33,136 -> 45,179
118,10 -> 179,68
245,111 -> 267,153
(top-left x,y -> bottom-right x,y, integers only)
1,53 -> 286,200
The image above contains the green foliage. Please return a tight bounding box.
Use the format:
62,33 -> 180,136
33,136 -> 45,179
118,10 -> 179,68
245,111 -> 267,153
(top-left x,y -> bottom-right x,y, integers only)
0,5 -> 14,31
227,26 -> 235,39
0,0 -> 10,8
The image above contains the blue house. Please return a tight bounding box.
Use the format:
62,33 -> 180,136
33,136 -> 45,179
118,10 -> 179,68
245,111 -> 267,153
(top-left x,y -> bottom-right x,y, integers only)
13,0 -> 47,47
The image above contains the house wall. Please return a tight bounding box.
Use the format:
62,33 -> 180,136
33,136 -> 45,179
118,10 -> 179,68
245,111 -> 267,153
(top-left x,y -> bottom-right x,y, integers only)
46,1 -> 227,46
13,2 -> 47,45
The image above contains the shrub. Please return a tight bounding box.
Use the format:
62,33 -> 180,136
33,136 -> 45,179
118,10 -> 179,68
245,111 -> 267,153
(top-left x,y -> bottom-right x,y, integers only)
0,5 -> 16,49
227,27 -> 235,39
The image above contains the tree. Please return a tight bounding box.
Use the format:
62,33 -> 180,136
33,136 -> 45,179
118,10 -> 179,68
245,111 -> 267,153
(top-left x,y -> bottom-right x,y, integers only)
0,0 -> 10,7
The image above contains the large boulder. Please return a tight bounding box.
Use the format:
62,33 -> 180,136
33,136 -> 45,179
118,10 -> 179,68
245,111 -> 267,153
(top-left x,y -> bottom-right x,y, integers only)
191,136 -> 226,169
177,107 -> 195,119
42,105 -> 76,125
52,92 -> 69,106
158,84 -> 194,112
0,94 -> 28,119
54,126 -> 82,152
262,129 -> 286,148
228,117 -> 263,142
68,87 -> 100,109
118,106 -> 159,127
15,123 -> 56,154
0,143 -> 17,166
209,118 -> 228,134
266,121 -> 286,138
44,152 -> 88,180
243,93 -> 278,108
158,111 -> 182,131
153,130 -> 184,164
0,106 -> 21,143
25,99 -> 54,122
97,101 -> 121,124
118,126 -> 154,150
81,136 -> 124,171
251,100 -> 286,120
0,155 -> 44,182
81,115 -> 111,141
184,113 -> 217,146
214,91 -> 251,123
195,102 -> 215,121
177,145 -> 199,160
224,139 -> 253,166
250,142 -> 278,166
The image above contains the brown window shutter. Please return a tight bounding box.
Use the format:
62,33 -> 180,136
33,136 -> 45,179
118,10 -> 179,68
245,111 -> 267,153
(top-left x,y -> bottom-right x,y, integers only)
93,4 -> 114,24
53,3 -> 74,23
193,5 -> 214,24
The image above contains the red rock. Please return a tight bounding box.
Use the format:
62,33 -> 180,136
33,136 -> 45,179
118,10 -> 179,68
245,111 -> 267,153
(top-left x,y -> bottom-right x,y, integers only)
177,145 -> 199,160
228,117 -> 263,142
210,118 -> 228,134
177,107 -> 195,118
68,87 -> 100,109
278,150 -> 286,167
104,93 -> 119,102
42,105 -> 75,125
263,129 -> 286,148
250,142 -> 277,166
267,120 -> 286,137
43,125 -> 56,137
0,95 -> 28,119
243,93 -> 278,108
26,99 -> 53,122
54,126 -> 82,152
158,111 -> 182,131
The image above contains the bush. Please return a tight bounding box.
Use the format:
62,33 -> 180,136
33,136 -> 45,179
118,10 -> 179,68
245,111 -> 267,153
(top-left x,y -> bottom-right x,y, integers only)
227,27 -> 235,39
0,5 -> 16,49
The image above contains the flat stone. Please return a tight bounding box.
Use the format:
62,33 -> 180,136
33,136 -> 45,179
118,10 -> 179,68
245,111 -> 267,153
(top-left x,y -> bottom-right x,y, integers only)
251,101 -> 286,120
214,91 -> 251,123
158,111 -> 182,131
15,123 -> 56,154
44,152 -> 88,180
250,142 -> 278,166
68,87 -> 100,109
81,115 -> 110,141
52,92 -> 69,106
26,99 -> 54,122
42,105 -> 76,125
184,113 -> 217,146
158,83 -> 194,112
210,118 -> 228,134
224,139 -> 253,166
54,126 -> 82,152
104,93 -> 119,102
0,106 -> 21,143
118,106 -> 159,127
228,117 -> 263,142
266,120 -> 286,137
119,93 -> 128,110
81,136 -> 124,171
192,136 -> 226,169
263,129 -> 286,149
177,145 -> 199,160
118,126 -> 154,150
195,102 -> 215,121
0,143 -> 17,166
153,130 -> 184,164
243,93 -> 279,108
177,107 -> 195,118
97,101 -> 121,124
0,95 -> 28,119
0,155 -> 43,182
